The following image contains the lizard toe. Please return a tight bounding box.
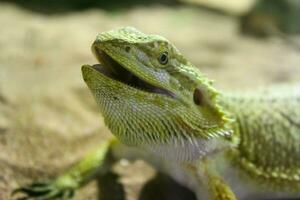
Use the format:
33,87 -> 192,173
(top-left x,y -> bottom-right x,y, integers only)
12,181 -> 75,200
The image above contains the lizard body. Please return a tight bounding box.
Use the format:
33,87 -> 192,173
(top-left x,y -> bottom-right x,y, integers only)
15,27 -> 300,200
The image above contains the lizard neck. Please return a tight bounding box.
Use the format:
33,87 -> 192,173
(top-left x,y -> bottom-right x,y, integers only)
217,93 -> 242,148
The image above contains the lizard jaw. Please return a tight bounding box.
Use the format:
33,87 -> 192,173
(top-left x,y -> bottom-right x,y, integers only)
90,48 -> 175,98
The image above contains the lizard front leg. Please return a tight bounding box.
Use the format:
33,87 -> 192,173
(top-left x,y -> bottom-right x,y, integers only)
13,138 -> 119,200
186,160 -> 237,200
204,160 -> 237,200
206,173 -> 237,200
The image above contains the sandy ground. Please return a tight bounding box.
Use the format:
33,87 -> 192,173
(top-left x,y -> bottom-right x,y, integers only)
0,2 -> 300,200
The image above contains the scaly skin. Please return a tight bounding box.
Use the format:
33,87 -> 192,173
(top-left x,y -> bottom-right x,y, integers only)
222,87 -> 300,190
14,27 -> 300,200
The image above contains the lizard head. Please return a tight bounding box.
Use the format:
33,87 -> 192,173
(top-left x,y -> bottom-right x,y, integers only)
82,27 -> 233,161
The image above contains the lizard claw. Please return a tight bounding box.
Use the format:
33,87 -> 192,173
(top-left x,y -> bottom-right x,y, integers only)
12,181 -> 75,200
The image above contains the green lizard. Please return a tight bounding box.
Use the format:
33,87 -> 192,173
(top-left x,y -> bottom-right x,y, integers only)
14,27 -> 300,200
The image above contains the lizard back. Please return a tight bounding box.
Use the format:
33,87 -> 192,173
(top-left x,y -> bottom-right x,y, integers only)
223,85 -> 300,190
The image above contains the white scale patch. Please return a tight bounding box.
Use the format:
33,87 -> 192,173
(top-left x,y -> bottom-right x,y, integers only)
144,136 -> 228,162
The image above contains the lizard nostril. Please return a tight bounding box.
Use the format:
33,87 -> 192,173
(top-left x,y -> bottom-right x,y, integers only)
125,46 -> 131,53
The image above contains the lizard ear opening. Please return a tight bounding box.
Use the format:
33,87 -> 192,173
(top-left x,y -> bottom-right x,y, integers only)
193,88 -> 204,105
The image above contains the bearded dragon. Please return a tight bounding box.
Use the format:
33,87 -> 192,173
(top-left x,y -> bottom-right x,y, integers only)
14,27 -> 300,200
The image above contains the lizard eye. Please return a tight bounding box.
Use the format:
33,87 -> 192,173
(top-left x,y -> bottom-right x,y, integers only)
158,52 -> 168,65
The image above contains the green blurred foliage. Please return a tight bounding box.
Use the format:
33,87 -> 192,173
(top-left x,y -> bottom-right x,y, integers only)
241,0 -> 300,37
0,0 -> 179,13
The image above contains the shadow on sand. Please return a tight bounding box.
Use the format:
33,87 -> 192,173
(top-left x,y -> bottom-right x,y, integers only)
97,171 -> 196,200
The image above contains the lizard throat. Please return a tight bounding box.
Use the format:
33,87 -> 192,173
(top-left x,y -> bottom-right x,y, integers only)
92,49 -> 175,98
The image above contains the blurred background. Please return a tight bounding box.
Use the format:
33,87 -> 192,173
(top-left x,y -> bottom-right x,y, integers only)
0,0 -> 300,199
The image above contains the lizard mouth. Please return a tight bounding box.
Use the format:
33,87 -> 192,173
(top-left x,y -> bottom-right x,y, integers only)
90,48 -> 175,98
